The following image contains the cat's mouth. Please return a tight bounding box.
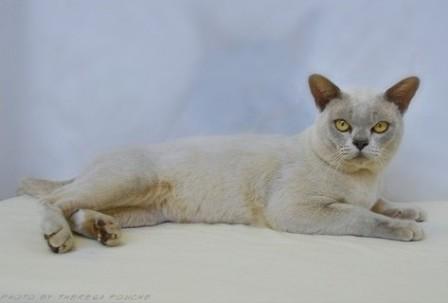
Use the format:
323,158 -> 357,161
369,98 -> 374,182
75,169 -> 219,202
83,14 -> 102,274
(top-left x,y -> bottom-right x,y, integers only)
349,151 -> 372,161
341,152 -> 378,170
353,152 -> 367,159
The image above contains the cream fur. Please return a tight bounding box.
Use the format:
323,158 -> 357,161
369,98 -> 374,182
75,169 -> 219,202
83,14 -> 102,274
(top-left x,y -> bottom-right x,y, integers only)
19,74 -> 426,253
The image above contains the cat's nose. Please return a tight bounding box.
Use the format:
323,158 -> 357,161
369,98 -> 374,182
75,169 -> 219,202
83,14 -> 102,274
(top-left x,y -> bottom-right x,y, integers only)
353,139 -> 369,150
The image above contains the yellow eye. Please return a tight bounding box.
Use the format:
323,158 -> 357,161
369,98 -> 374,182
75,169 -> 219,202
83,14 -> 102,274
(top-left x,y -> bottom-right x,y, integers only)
334,119 -> 351,132
372,121 -> 389,134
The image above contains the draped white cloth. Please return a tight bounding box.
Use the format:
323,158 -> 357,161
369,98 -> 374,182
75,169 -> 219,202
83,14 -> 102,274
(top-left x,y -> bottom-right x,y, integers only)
0,0 -> 447,201
0,196 -> 447,303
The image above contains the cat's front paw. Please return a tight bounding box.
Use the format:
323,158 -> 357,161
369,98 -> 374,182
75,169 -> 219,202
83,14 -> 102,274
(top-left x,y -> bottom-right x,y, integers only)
93,217 -> 122,246
383,207 -> 427,222
387,220 -> 424,241
42,221 -> 74,253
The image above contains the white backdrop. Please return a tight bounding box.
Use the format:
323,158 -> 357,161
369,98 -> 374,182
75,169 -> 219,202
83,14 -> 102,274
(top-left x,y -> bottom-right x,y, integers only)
0,0 -> 447,201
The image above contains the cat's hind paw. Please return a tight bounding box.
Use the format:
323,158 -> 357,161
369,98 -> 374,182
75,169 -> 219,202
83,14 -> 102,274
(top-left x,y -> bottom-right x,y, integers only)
93,217 -> 122,246
42,222 -> 74,253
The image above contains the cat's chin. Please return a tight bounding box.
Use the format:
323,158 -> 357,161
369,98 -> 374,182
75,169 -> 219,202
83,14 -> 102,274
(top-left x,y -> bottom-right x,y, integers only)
343,153 -> 382,172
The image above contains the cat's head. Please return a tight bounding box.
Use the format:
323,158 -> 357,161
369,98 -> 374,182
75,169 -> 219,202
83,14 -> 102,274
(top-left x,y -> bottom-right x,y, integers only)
308,74 -> 419,172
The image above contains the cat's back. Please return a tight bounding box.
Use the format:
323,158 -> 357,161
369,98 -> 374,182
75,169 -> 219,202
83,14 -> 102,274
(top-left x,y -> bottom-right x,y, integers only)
158,133 -> 293,152
86,133 -> 303,174
152,133 -> 300,172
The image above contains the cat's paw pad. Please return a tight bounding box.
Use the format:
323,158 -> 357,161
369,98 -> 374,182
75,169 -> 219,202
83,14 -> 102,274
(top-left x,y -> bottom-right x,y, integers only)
43,225 -> 74,253
391,221 -> 424,241
385,207 -> 427,222
94,218 -> 122,246
413,208 -> 427,222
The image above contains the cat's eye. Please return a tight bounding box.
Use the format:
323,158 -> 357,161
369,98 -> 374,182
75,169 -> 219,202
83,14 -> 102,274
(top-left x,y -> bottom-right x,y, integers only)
334,119 -> 351,132
372,121 -> 389,134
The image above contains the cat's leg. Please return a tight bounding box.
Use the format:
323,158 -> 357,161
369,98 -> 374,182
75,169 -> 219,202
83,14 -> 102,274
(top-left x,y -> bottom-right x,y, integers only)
101,206 -> 167,228
47,174 -> 171,219
271,202 -> 424,241
68,207 -> 166,245
42,183 -> 169,252
35,150 -> 171,253
42,182 -> 168,250
40,202 -> 75,253
371,199 -> 427,222
69,209 -> 122,246
39,182 -> 123,253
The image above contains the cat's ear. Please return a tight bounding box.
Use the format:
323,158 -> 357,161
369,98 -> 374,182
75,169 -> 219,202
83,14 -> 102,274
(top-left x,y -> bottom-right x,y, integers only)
384,76 -> 420,113
308,74 -> 341,111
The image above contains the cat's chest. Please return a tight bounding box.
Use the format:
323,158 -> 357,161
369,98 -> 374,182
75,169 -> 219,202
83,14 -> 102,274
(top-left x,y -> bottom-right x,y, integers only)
339,173 -> 379,208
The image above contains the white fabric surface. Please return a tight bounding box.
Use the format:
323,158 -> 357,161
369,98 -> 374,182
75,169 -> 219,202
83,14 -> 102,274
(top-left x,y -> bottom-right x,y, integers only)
1,0 -> 448,202
0,196 -> 447,303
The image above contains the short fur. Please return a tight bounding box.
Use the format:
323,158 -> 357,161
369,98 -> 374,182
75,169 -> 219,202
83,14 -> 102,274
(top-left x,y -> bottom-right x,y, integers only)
19,74 -> 426,253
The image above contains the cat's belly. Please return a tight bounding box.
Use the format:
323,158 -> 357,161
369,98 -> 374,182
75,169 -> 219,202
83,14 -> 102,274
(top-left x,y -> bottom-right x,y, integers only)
162,188 -> 258,226
158,173 -> 272,226
153,143 -> 283,226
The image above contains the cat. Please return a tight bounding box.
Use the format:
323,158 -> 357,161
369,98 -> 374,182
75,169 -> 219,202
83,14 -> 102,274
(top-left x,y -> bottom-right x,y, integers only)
18,74 -> 426,253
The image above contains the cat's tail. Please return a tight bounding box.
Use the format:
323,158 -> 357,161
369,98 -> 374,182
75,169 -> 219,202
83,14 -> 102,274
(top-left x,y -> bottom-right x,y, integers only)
17,177 -> 75,198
